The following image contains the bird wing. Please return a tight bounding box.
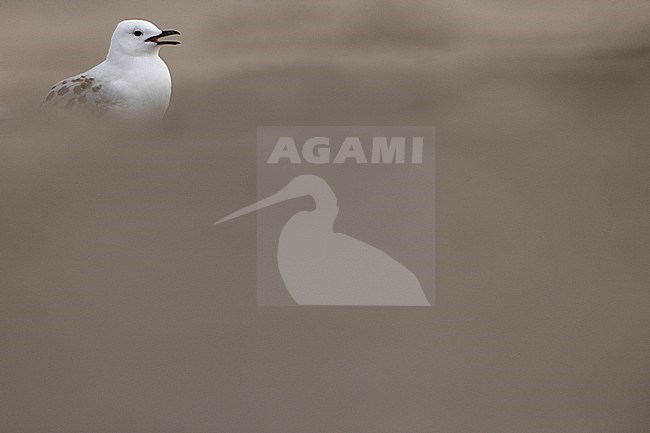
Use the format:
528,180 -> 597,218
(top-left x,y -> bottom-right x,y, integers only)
41,73 -> 112,113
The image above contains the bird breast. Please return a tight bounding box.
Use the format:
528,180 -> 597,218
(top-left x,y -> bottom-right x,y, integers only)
102,56 -> 172,117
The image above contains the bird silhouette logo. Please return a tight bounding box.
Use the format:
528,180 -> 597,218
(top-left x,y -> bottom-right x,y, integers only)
216,175 -> 431,306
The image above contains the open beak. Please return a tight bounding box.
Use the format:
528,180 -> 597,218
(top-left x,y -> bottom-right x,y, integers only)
145,30 -> 181,45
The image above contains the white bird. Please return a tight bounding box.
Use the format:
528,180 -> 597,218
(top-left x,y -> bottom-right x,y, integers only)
42,19 -> 180,119
216,175 -> 431,306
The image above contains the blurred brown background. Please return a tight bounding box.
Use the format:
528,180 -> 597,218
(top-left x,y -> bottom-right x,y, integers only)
1,1 -> 649,432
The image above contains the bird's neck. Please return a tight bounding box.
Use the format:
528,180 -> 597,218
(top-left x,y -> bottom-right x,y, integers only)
106,50 -> 162,66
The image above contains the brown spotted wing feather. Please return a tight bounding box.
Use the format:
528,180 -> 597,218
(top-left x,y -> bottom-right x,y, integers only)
41,74 -> 108,113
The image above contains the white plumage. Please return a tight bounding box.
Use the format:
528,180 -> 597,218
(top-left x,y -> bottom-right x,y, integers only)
42,19 -> 180,119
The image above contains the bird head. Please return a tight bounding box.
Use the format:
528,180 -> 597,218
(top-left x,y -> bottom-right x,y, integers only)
108,19 -> 180,57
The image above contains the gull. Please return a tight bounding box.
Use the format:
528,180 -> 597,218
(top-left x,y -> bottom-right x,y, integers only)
42,19 -> 180,119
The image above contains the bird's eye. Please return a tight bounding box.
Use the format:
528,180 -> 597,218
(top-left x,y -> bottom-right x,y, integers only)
134,30 -> 142,37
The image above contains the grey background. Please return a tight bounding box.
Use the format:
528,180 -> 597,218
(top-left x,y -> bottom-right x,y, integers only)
1,1 -> 649,432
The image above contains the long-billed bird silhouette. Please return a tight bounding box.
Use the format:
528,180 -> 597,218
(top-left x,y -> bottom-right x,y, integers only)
216,175 -> 431,306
